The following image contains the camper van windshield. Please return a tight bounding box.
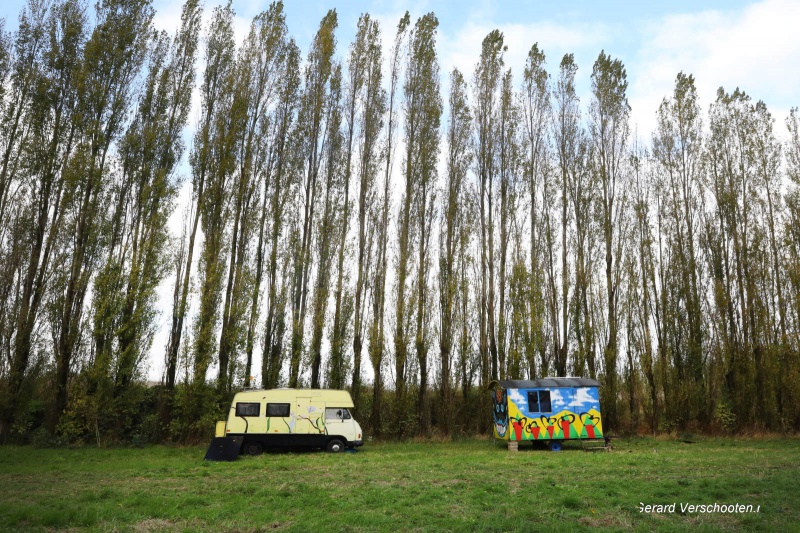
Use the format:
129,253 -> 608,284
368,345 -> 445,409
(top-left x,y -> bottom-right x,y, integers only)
325,408 -> 351,420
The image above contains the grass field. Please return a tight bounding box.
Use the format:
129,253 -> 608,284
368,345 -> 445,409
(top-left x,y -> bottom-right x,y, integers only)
1,436 -> 799,532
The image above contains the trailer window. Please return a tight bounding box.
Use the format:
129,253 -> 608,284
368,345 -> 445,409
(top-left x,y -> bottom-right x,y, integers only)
325,408 -> 351,420
266,403 -> 290,417
235,402 -> 260,417
539,391 -> 551,412
527,392 -> 539,411
527,391 -> 552,413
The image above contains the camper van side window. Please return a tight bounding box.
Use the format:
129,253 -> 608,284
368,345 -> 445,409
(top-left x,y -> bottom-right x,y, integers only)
235,402 -> 260,417
266,403 -> 290,417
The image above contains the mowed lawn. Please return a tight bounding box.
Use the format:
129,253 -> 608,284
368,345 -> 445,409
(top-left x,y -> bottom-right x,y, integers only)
1,436 -> 798,532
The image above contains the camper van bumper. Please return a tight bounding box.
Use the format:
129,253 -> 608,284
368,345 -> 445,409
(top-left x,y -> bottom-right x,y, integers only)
349,440 -> 364,448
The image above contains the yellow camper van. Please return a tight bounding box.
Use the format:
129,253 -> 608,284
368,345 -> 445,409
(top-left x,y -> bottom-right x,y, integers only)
205,388 -> 364,460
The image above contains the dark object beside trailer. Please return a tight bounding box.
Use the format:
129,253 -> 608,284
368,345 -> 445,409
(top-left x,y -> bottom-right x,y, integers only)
204,436 -> 243,461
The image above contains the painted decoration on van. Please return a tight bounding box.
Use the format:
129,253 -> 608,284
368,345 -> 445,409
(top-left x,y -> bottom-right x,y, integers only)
309,416 -> 326,434
492,386 -> 603,441
492,388 -> 508,437
295,404 -> 327,434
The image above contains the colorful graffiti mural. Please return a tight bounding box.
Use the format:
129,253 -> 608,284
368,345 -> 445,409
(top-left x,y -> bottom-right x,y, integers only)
492,388 -> 508,437
492,386 -> 603,441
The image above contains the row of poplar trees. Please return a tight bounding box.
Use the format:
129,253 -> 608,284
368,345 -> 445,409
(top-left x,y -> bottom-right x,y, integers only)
2,0 -> 800,444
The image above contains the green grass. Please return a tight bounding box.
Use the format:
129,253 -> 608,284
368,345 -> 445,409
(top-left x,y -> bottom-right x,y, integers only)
1,436 -> 798,531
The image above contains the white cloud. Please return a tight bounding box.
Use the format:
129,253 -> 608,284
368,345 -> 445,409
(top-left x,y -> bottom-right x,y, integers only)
568,387 -> 595,409
630,0 -> 800,139
549,388 -> 566,411
152,1 -> 183,35
438,18 -> 610,94
508,389 -> 527,410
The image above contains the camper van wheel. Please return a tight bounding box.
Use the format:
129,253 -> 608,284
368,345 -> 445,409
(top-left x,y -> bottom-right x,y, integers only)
326,439 -> 345,453
549,440 -> 563,452
244,442 -> 263,456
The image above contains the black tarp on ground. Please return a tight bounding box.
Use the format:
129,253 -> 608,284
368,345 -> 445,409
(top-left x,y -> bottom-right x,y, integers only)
204,436 -> 243,461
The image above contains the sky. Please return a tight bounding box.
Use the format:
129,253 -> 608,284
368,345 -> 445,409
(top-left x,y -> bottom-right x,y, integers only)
4,0 -> 795,137
144,0 -> 798,139
2,0 -> 799,383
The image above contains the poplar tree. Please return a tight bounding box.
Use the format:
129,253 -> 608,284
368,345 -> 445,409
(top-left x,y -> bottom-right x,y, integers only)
0,0 -> 87,442
439,67 -> 471,433
551,53 -> 579,377
785,109 -> 800,425
520,44 -> 549,378
0,17 -> 16,397
92,0 -> 200,433
408,13 -> 441,431
309,63 -> 343,388
570,133 -> 596,379
473,30 -> 505,385
260,39 -> 301,389
590,51 -> 631,428
624,148 -> 661,431
328,13 -> 386,395
652,72 -> 705,423
191,3 -> 236,387
241,3 -> 293,388
497,69 -> 520,378
50,0 -> 153,432
392,14 -> 423,422
369,12 -> 409,434
327,16 -> 367,392
164,3 -> 234,395
753,101 -> 787,420
630,141 -> 658,429
707,88 -> 781,427
391,12 -> 441,433
218,3 -> 289,394
347,14 -> 385,403
289,10 -> 338,387
0,2 -> 44,232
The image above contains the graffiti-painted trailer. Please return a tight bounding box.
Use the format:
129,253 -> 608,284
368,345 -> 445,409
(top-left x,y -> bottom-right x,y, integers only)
205,389 -> 364,461
490,378 -> 604,451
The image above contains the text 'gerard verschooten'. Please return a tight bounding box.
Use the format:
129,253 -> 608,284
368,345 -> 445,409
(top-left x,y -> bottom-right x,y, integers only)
639,503 -> 761,514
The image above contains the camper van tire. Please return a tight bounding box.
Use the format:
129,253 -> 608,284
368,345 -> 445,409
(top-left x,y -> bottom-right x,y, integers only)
326,439 -> 345,453
549,440 -> 563,452
244,442 -> 263,456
